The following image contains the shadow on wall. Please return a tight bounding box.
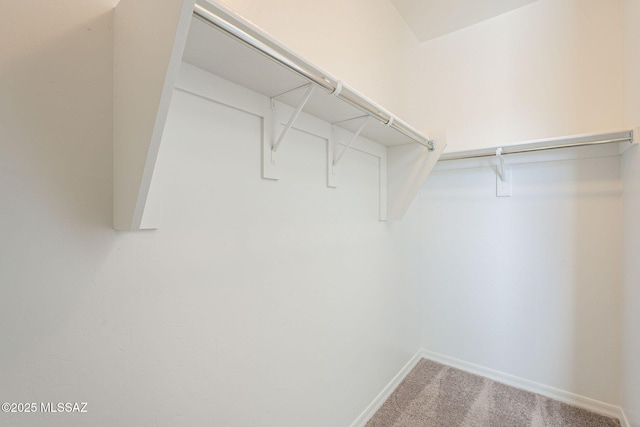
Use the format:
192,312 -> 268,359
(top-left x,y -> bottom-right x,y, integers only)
498,159 -> 622,404
0,7 -> 117,365
507,159 -> 621,403
571,158 -> 622,404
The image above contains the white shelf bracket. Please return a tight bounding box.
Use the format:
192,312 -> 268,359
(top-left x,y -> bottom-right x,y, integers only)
271,83 -> 315,154
331,80 -> 343,97
333,116 -> 370,167
495,148 -> 512,197
496,148 -> 505,181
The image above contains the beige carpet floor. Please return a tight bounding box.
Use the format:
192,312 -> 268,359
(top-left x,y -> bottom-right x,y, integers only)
366,359 -> 621,427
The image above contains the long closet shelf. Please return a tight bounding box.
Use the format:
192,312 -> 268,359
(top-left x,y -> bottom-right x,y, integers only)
113,0 -> 444,230
438,130 -> 636,163
184,0 -> 433,149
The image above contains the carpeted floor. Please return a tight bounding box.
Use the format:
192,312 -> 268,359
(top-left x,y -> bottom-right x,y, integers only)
366,359 -> 621,427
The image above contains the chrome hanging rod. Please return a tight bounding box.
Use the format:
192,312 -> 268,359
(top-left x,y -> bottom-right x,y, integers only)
440,133 -> 633,161
193,1 -> 434,151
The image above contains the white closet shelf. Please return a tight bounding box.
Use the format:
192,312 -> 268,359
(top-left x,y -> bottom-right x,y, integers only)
113,0 -> 444,231
434,129 -> 637,197
437,129 -> 636,167
184,0 -> 434,149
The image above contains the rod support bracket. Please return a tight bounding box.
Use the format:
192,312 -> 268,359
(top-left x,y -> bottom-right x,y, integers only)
496,148 -> 505,181
495,147 -> 512,197
331,80 -> 343,97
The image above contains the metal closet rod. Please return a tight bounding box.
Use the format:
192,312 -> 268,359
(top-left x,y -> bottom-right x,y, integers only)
440,135 -> 633,161
193,1 -> 434,150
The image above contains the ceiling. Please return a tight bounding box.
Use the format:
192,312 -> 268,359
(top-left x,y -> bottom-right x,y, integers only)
391,0 -> 540,42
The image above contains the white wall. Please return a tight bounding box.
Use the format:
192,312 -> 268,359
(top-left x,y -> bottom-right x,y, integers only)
414,0 -> 628,409
419,158 -> 622,404
1,0 -> 634,424
621,0 -> 640,424
419,0 -> 623,152
0,2 -> 422,426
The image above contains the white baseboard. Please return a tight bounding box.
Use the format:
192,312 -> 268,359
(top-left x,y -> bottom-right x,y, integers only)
350,348 -> 630,427
619,409 -> 632,427
420,349 -> 629,427
349,350 -> 423,427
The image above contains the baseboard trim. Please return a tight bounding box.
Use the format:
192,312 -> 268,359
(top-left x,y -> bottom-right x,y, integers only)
420,349 -> 629,426
619,409 -> 632,427
349,350 -> 423,427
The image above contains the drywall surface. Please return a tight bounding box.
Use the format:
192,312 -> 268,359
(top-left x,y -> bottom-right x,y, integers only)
0,2 -> 422,422
418,158 -> 622,405
125,75 -> 422,427
621,0 -> 640,424
391,0 -> 540,42
419,0 -> 623,152
0,1 -> 117,424
218,0 -> 423,127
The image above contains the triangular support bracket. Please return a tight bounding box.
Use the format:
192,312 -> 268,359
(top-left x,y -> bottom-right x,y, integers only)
270,83 -> 315,164
328,115 -> 371,188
